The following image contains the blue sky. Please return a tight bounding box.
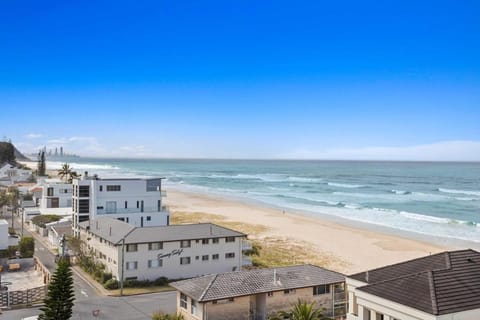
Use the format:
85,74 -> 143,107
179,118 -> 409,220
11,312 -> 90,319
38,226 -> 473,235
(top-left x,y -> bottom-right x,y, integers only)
1,0 -> 479,160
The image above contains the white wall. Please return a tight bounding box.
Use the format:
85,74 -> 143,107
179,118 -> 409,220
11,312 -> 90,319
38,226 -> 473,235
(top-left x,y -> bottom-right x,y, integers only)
0,219 -> 9,250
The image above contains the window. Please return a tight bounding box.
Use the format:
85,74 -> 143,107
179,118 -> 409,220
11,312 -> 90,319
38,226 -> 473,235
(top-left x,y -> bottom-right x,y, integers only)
225,252 -> 235,259
225,236 -> 235,243
267,292 -> 274,297
106,185 -> 121,191
79,186 -> 90,197
212,254 -> 219,260
118,217 -> 125,222
78,199 -> 90,213
180,293 -> 187,309
195,256 -> 199,260
148,242 -> 163,250
47,188 -> 54,196
284,289 -> 296,295
157,199 -> 161,212
202,255 -> 209,261
202,239 -> 209,245
99,185 -> 103,192
126,261 -> 138,270
148,259 -> 162,268
180,240 -> 191,248
212,238 -> 219,244
313,284 -> 330,295
126,244 -> 138,252
136,201 -> 139,208
146,216 -> 151,221
180,257 -> 191,265
212,298 -> 234,304
191,299 -> 198,316
124,201 -> 128,209
126,276 -> 137,280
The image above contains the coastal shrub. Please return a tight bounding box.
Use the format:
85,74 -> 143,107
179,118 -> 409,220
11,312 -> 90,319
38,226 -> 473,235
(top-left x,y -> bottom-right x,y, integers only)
31,214 -> 62,228
100,272 -> 113,284
103,279 -> 119,290
152,312 -> 184,320
19,237 -> 35,258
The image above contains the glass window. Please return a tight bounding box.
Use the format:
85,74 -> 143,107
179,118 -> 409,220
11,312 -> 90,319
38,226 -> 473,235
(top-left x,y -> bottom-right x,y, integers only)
202,239 -> 209,245
202,255 -> 209,261
191,299 -> 198,316
313,285 -> 330,295
148,242 -> 163,250
212,238 -> 219,244
180,240 -> 191,248
180,293 -> 187,309
225,236 -> 235,243
106,185 -> 121,191
180,257 -> 191,265
148,259 -> 162,268
212,254 -> 219,260
284,289 -> 296,294
225,252 -> 235,259
79,186 -> 90,197
78,199 -> 89,213
126,244 -> 138,252
126,261 -> 138,270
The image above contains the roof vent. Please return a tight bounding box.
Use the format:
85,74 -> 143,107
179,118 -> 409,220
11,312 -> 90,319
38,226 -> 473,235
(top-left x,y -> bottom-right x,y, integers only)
467,258 -> 475,263
365,270 -> 369,282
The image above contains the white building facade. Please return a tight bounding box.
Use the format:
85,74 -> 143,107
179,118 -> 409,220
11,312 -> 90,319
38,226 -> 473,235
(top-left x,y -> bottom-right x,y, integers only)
0,163 -> 32,185
38,178 -> 73,209
78,217 -> 250,281
72,173 -> 169,234
0,219 -> 9,250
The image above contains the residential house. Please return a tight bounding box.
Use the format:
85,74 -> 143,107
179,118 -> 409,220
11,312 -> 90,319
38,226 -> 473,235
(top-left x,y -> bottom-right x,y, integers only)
72,173 -> 169,235
171,264 -> 346,320
0,162 -> 31,186
346,249 -> 480,320
78,217 -> 251,281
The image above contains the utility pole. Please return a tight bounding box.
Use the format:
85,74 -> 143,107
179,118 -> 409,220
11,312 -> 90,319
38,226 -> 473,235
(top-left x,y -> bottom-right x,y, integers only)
120,237 -> 125,296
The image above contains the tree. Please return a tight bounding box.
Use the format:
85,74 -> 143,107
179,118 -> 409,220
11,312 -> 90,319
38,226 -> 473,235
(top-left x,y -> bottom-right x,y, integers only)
58,163 -> 79,183
18,236 -> 35,257
0,142 -> 15,163
37,150 -> 46,176
269,299 -> 331,320
39,258 -> 75,320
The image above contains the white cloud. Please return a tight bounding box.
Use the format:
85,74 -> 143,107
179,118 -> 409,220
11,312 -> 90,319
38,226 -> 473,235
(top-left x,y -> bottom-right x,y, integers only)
25,133 -> 43,139
282,140 -> 480,161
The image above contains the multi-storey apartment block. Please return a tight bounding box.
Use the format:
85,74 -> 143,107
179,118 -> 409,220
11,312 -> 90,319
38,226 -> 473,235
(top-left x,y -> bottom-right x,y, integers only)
72,172 -> 169,234
78,217 -> 251,281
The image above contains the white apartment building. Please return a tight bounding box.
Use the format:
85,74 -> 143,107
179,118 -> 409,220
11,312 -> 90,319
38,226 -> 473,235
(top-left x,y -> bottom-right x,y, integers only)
346,249 -> 480,320
78,217 -> 251,281
0,219 -> 9,250
38,178 -> 73,209
0,162 -> 31,186
72,173 -> 169,234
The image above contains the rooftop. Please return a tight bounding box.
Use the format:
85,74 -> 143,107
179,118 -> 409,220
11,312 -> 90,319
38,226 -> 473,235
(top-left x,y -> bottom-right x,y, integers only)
171,265 -> 345,302
79,217 -> 246,245
350,249 -> 480,316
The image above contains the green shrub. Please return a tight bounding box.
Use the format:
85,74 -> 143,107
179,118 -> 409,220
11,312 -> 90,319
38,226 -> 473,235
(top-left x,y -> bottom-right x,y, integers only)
31,215 -> 61,228
19,237 -> 34,258
103,279 -> 119,290
152,312 -> 184,320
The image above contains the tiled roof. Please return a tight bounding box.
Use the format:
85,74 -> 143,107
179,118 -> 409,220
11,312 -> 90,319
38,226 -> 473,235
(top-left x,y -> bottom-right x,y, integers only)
171,264 -> 345,302
79,217 -> 246,245
351,249 -> 480,315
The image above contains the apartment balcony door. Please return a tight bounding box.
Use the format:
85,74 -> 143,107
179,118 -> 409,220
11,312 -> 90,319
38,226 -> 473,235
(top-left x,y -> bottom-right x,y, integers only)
51,198 -> 59,208
106,201 -> 117,214
140,200 -> 144,213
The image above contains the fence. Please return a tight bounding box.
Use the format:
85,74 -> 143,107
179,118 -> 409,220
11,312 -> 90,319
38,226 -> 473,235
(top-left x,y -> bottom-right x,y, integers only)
0,285 -> 48,308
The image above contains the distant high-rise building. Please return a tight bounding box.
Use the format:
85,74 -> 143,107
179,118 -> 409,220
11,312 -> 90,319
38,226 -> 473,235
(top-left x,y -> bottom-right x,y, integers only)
60,147 -> 63,156
55,147 -> 58,156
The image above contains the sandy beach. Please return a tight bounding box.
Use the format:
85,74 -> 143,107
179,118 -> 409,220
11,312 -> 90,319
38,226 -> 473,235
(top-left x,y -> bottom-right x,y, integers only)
166,188 -> 446,274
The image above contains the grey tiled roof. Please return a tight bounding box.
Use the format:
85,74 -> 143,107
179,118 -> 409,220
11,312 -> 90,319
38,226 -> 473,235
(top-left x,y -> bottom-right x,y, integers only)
171,264 -> 345,302
352,249 -> 480,315
79,217 -> 245,245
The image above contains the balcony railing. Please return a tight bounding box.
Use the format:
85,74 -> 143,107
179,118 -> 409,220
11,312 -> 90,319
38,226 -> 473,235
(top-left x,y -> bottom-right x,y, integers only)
334,291 -> 346,303
96,206 -> 169,214
242,240 -> 252,251
242,255 -> 252,266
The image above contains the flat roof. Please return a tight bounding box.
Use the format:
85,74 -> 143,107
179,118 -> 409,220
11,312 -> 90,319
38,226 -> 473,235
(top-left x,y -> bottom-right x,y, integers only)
350,249 -> 480,316
79,217 -> 246,245
171,265 -> 345,302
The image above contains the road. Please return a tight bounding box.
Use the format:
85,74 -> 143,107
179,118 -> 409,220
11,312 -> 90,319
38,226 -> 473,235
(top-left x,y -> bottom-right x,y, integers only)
1,217 -> 176,319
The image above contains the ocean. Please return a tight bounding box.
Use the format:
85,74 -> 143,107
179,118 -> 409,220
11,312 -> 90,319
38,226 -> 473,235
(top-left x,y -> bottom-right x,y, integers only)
47,158 -> 480,244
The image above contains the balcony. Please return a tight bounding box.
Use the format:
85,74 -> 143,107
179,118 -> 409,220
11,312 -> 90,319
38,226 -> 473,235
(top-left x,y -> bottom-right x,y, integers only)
334,291 -> 346,303
96,206 -> 169,215
242,240 -> 252,251
242,255 -> 252,266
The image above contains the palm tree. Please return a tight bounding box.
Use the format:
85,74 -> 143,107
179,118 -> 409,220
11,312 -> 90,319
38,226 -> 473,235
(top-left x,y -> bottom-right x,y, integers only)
57,163 -> 78,183
269,299 -> 331,320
